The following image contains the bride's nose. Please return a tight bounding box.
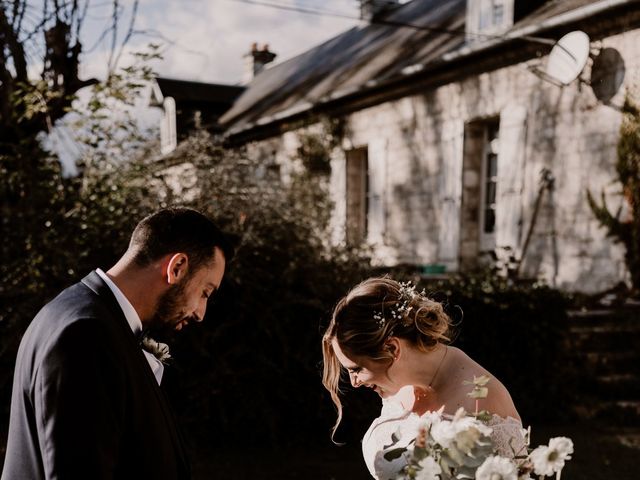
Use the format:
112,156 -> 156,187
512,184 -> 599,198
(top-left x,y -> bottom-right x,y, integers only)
349,372 -> 362,388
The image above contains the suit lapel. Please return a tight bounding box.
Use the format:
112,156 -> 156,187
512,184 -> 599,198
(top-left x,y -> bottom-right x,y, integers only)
81,271 -> 190,474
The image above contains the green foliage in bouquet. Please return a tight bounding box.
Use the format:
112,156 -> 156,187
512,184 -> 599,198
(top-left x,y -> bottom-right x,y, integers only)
587,95 -> 640,293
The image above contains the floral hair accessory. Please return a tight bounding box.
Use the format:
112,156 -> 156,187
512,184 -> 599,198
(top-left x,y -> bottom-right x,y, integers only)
374,311 -> 385,328
374,281 -> 426,328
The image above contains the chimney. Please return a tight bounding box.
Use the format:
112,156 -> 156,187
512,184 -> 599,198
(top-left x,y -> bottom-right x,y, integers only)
360,0 -> 399,22
243,43 -> 277,84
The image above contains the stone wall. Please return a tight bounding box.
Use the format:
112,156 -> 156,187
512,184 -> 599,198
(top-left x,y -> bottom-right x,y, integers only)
244,27 -> 640,293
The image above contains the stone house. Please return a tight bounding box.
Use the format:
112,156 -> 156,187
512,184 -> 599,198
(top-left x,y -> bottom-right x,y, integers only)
214,0 -> 640,293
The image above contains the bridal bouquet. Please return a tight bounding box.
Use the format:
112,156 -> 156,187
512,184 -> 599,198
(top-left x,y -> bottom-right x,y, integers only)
383,377 -> 573,480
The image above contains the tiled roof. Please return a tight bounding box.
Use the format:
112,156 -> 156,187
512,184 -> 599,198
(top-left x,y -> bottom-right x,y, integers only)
220,0 -> 637,136
154,77 -> 245,105
221,0 -> 466,132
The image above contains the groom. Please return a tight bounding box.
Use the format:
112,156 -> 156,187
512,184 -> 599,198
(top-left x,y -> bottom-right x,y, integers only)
2,207 -> 232,480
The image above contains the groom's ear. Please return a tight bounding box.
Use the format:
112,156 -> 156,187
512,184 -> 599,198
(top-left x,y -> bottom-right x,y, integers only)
165,253 -> 189,285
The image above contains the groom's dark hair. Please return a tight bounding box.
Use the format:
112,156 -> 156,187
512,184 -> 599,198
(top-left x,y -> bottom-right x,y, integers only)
128,207 -> 233,271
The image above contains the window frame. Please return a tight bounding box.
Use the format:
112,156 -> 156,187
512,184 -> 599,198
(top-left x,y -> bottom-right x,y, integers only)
479,120 -> 499,251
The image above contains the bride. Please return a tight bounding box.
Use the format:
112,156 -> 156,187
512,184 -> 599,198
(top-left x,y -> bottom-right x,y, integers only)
322,277 -> 526,479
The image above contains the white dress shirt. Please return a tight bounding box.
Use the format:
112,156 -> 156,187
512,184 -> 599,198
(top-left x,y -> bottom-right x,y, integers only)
96,269 -> 164,385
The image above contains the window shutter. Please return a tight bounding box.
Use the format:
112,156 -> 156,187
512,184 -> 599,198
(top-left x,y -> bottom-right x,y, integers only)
438,119 -> 464,270
367,138 -> 387,245
495,105 -> 527,254
330,153 -> 347,245
345,148 -> 368,245
160,97 -> 177,155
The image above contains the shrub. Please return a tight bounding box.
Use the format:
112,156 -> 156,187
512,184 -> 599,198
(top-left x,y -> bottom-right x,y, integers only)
153,133 -> 373,447
587,96 -> 640,294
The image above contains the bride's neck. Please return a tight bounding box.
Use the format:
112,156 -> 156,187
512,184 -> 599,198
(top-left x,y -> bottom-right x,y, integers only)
399,343 -> 449,390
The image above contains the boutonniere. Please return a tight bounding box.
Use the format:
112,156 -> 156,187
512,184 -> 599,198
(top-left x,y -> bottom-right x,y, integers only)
140,335 -> 172,365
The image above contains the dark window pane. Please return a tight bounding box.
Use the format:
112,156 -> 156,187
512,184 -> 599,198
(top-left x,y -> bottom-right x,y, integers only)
484,208 -> 495,233
493,3 -> 504,25
488,122 -> 499,142
485,181 -> 497,205
487,153 -> 498,177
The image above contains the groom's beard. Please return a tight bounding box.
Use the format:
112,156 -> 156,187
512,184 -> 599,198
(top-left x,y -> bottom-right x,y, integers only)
150,277 -> 196,334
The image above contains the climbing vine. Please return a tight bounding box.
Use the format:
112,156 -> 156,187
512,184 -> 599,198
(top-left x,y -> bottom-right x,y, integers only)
587,96 -> 640,293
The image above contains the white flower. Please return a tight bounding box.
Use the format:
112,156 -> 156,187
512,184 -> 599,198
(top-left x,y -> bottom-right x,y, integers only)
475,455 -> 518,480
419,410 -> 443,429
430,419 -> 457,448
430,414 -> 492,450
529,437 -> 573,477
548,437 -> 574,460
415,456 -> 442,480
141,336 -> 172,364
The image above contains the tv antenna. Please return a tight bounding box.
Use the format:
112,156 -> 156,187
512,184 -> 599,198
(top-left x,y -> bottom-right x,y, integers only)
528,31 -> 591,87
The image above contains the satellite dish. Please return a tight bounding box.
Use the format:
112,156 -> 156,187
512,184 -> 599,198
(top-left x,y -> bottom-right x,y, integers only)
590,47 -> 626,103
545,31 -> 590,85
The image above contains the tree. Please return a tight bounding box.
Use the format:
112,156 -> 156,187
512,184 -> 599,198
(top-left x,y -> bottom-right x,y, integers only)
0,0 -> 145,446
587,96 -> 640,294
0,0 -> 139,146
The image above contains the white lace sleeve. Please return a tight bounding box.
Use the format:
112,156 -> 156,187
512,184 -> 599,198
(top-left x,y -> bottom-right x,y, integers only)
485,415 -> 528,458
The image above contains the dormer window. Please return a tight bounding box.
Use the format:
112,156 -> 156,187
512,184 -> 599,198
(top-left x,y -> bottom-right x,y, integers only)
480,0 -> 504,30
467,0 -> 514,43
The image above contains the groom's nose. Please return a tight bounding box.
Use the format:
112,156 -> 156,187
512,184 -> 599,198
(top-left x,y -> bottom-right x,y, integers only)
195,300 -> 206,322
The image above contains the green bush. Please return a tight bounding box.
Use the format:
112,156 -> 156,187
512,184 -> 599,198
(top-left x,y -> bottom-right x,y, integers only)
1,131 -> 374,450
588,96 -> 640,293
152,133 -> 374,447
0,139 -> 159,445
1,128 -> 575,453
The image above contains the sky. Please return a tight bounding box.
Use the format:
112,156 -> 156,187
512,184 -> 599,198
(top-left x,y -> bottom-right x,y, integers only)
50,0 -> 362,172
80,0 -> 362,85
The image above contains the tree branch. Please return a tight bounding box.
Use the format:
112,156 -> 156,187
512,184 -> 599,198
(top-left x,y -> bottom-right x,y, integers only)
0,4 -> 28,81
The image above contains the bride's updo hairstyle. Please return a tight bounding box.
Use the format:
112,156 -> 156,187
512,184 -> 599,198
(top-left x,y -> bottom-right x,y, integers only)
322,276 -> 451,438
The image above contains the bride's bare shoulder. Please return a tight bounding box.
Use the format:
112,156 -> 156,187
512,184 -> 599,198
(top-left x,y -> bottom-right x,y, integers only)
446,347 -> 521,421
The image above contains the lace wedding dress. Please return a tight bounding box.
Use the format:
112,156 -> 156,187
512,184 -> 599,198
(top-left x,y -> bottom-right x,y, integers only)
362,399 -> 527,480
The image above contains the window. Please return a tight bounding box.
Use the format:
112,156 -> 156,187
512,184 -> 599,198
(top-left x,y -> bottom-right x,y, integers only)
467,0 -> 513,42
480,120 -> 499,249
492,1 -> 504,27
479,0 -> 505,30
345,147 -> 369,245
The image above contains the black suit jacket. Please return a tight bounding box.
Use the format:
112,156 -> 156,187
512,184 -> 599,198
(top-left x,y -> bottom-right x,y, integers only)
1,271 -> 190,480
